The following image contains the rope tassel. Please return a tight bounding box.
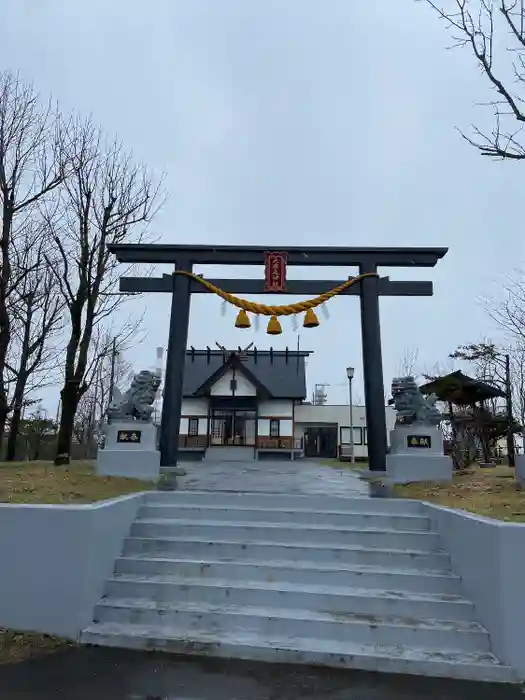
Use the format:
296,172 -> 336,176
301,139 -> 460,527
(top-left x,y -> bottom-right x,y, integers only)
303,308 -> 319,328
267,315 -> 282,335
235,309 -> 251,329
172,270 -> 379,333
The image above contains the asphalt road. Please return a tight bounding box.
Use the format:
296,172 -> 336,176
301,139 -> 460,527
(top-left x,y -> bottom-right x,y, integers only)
0,648 -> 523,700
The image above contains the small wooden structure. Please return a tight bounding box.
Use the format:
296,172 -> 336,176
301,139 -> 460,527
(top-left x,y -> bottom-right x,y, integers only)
420,371 -> 510,467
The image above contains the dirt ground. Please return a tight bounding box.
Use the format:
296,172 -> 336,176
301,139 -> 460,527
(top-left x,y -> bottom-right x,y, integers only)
395,465 -> 525,522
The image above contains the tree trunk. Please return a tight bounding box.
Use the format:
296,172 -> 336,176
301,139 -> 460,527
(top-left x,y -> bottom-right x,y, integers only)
0,393 -> 8,457
0,204 -> 13,447
6,407 -> 22,461
55,384 -> 81,465
6,366 -> 29,461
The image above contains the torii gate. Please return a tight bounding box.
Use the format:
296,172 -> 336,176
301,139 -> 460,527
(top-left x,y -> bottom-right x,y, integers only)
108,243 -> 447,472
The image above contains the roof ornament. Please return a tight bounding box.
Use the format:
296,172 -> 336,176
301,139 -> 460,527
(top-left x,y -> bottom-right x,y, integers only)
214,341 -> 253,363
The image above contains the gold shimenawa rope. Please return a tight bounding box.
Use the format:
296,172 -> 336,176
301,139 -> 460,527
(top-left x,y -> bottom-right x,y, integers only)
173,270 -> 379,317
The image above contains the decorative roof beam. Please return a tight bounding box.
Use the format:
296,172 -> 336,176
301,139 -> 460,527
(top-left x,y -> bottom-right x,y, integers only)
109,243 -> 447,268
119,275 -> 434,297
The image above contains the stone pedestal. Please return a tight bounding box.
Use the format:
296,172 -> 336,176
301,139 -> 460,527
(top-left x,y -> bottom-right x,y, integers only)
96,421 -> 160,483
515,454 -> 525,486
386,424 -> 452,484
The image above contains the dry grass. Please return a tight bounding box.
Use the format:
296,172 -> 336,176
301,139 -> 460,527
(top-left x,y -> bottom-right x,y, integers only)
0,629 -> 73,665
395,465 -> 525,522
0,460 -> 153,504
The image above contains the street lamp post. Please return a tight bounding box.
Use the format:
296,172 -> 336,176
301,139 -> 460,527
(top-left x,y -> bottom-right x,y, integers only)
346,367 -> 355,463
504,353 -> 516,468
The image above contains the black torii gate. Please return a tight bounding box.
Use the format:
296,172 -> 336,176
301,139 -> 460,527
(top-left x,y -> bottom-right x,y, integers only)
108,243 -> 448,472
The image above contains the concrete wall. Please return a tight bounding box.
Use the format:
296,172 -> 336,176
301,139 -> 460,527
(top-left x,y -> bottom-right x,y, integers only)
294,404 -> 396,459
295,404 -> 368,426
0,493 -> 145,640
181,398 -> 208,416
181,398 -> 209,437
258,400 -> 294,417
426,503 -> 525,676
258,418 -> 293,437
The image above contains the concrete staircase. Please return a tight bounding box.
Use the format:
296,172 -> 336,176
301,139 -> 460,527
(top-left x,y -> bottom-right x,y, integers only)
81,491 -> 516,682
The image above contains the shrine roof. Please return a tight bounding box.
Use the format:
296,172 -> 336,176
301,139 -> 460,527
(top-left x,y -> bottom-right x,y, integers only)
182,348 -> 310,399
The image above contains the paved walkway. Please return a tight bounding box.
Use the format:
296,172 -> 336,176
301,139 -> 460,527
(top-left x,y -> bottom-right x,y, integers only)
0,648 -> 521,700
177,459 -> 369,496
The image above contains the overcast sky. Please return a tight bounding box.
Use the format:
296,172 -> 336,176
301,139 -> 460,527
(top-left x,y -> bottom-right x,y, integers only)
2,0 -> 523,408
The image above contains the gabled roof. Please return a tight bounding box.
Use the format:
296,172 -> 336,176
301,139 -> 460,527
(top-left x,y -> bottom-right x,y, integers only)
182,348 -> 310,399
194,353 -> 271,398
419,370 -> 505,405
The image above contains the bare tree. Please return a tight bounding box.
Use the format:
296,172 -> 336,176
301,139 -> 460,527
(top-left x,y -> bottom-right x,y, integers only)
509,343 -> 525,432
4,226 -> 64,460
93,342 -> 134,421
0,72 -> 67,443
486,268 -> 525,344
73,341 -> 134,454
397,346 -> 420,378
47,119 -> 161,465
421,356 -> 457,382
422,0 -> 525,159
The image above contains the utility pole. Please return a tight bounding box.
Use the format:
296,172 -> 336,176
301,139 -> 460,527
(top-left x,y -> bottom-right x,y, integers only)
505,353 -> 516,467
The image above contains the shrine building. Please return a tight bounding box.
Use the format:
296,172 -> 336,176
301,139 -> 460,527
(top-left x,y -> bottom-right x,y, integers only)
176,346 -> 395,461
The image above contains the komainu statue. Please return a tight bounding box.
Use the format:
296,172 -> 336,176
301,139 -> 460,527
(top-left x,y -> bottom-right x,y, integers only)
389,376 -> 442,426
107,370 -> 161,422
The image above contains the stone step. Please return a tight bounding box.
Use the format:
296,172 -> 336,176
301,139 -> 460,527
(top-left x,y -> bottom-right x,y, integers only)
122,536 -> 452,570
144,490 -> 424,514
130,518 -> 440,550
137,503 -> 431,531
93,599 -> 490,653
113,557 -> 461,594
103,575 -> 476,621
80,623 -> 516,683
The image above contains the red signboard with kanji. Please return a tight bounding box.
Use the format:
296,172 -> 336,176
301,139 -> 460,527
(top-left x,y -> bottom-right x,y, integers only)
264,252 -> 288,292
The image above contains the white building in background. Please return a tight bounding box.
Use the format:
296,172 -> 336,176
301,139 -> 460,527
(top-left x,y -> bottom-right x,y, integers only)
175,346 -> 394,461
294,403 -> 396,461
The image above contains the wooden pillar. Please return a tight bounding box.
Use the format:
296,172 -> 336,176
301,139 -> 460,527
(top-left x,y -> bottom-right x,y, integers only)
359,264 -> 387,471
160,260 -> 193,467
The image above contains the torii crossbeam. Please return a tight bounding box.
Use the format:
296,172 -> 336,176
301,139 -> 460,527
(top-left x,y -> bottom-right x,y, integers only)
109,243 -> 448,472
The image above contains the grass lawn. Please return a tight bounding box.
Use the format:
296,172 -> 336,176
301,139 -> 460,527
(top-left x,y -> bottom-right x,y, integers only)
0,459 -> 154,663
395,465 -> 525,523
0,459 -> 154,505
